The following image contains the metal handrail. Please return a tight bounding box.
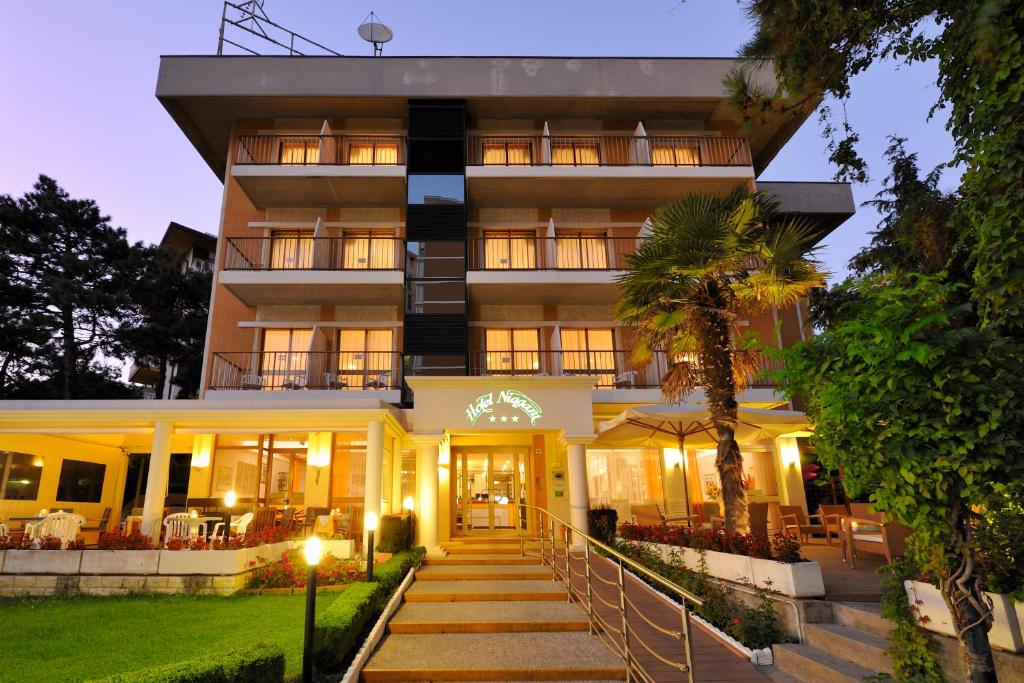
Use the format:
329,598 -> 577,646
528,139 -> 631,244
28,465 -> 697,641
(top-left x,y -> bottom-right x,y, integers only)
517,502 -> 699,683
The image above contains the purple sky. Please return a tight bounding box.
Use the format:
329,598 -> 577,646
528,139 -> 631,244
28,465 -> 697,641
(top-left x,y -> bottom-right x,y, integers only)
0,1 -> 957,281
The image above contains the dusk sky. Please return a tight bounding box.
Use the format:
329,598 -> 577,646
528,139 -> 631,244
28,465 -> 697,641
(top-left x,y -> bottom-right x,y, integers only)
0,1 -> 957,281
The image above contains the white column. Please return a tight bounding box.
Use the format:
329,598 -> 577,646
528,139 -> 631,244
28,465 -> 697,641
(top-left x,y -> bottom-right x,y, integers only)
141,420 -> 174,539
414,437 -> 440,551
566,437 -> 592,549
363,420 -> 385,555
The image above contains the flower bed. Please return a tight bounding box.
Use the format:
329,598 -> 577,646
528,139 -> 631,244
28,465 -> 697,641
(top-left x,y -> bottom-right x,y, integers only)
618,523 -> 803,563
247,548 -> 364,590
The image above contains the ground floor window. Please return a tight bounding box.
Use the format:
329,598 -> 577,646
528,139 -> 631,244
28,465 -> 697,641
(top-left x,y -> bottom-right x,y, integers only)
210,434 -> 307,506
694,446 -> 779,501
0,451 -> 43,500
586,448 -> 664,524
331,435 -> 367,509
56,459 -> 106,503
400,449 -> 416,506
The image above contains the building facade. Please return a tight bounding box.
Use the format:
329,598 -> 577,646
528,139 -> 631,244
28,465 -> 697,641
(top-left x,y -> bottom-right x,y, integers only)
0,57 -> 853,549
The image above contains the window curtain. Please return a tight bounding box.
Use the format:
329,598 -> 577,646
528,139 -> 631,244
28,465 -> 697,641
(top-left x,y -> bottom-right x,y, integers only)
339,329 -> 393,388
556,234 -> 608,269
269,230 -> 314,269
483,231 -> 536,269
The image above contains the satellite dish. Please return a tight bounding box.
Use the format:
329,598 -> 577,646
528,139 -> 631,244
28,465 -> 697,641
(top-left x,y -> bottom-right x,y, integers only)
358,12 -> 393,56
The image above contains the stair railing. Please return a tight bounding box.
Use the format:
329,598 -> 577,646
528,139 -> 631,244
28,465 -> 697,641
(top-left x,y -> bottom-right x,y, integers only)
517,503 -> 702,683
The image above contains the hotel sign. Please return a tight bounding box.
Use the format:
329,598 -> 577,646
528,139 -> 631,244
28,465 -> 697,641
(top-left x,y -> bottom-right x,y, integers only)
465,389 -> 544,426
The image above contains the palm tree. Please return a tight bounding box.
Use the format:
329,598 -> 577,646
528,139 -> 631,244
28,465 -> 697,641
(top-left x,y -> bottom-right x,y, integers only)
616,188 -> 825,532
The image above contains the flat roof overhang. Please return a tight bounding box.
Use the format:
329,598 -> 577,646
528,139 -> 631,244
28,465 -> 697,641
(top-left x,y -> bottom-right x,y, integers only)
466,167 -> 755,208
466,271 -> 624,304
157,56 -> 810,179
219,270 -> 405,306
230,165 -> 406,208
756,181 -> 856,240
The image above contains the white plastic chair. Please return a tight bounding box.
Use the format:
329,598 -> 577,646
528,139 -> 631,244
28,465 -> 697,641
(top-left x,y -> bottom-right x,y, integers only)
33,512 -> 85,544
240,373 -> 263,390
163,512 -> 206,545
365,370 -> 392,389
613,370 -> 637,388
0,522 -> 8,537
211,511 -> 254,542
23,508 -> 49,538
323,372 -> 348,390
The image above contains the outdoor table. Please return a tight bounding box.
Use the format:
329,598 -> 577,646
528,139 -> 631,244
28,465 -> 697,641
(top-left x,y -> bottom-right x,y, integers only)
313,514 -> 335,536
8,516 -> 45,531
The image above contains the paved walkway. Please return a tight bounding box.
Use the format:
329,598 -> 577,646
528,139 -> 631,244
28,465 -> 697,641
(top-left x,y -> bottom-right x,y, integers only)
800,543 -> 884,601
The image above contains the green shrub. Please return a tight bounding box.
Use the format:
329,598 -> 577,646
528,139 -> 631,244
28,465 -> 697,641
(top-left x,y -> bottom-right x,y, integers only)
311,546 -> 426,675
86,644 -> 285,683
587,507 -> 618,546
376,514 -> 415,553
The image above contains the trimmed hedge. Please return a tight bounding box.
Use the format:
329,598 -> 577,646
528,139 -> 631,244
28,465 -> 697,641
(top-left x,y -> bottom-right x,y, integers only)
376,513 -> 415,553
311,546 -> 425,674
86,644 -> 285,683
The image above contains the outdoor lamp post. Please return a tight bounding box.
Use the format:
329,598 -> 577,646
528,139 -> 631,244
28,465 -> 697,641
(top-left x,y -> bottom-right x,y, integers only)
222,490 -> 237,544
365,511 -> 379,582
302,535 -> 322,683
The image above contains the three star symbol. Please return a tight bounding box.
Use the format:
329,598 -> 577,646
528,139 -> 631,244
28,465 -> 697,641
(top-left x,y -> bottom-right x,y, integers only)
486,414 -> 521,423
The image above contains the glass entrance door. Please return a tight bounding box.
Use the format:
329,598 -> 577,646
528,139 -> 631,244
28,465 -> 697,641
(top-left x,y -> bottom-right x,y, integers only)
454,447 -> 528,534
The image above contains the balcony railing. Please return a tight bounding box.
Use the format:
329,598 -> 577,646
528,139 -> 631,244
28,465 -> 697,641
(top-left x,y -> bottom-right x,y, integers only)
467,351 -> 781,389
223,236 -> 405,271
234,134 -> 406,166
468,236 -> 640,271
467,134 -> 751,167
209,351 -> 402,391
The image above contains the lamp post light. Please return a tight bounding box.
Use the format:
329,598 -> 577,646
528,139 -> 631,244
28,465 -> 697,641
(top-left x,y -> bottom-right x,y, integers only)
302,535 -> 322,683
222,490 -> 237,545
365,511 -> 379,582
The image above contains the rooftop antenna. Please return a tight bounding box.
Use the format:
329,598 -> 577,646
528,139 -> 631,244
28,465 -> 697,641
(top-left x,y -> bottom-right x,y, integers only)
357,11 -> 393,56
217,0 -> 342,56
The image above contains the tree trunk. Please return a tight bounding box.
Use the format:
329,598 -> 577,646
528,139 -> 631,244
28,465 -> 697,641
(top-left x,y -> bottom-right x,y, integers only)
156,357 -> 168,400
940,501 -> 997,682
62,307 -> 77,400
702,307 -> 748,532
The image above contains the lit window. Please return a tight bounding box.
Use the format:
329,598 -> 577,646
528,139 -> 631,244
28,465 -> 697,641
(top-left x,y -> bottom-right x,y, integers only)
342,233 -> 397,269
560,328 -> 616,387
556,233 -> 608,269
278,138 -> 319,164
268,230 -> 314,269
551,139 -> 600,166
338,329 -> 393,389
652,141 -> 700,166
483,231 -> 536,269
485,328 -> 540,375
0,451 -> 43,500
348,141 -> 400,165
586,449 -> 665,523
482,140 -> 532,165
261,329 -> 313,389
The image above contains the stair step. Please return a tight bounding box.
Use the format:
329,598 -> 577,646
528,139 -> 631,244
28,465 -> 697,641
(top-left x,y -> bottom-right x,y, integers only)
388,601 -> 588,633
405,579 -> 567,602
773,643 -> 880,683
417,564 -> 553,581
804,623 -> 893,675
445,537 -> 524,545
831,601 -> 893,637
362,632 -> 625,681
426,554 -> 542,566
445,545 -> 523,555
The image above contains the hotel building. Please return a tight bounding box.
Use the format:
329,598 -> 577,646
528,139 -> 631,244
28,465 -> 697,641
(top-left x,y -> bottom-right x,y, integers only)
0,57 -> 853,550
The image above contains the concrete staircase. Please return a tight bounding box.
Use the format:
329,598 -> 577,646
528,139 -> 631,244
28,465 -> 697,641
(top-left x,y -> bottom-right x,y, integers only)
362,537 -> 626,682
769,602 -> 894,682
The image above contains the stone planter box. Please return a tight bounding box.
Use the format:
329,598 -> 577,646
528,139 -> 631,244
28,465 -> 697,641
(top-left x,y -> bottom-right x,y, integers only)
2,550 -> 83,575
905,580 -> 1023,653
628,540 -> 825,598
323,539 -> 355,559
158,541 -> 291,576
80,550 -> 161,575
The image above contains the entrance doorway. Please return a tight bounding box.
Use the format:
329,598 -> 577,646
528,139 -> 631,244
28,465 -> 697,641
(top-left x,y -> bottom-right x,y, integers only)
453,447 -> 529,535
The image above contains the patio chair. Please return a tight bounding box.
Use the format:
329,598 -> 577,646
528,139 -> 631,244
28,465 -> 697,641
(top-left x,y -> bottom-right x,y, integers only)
323,372 -> 348,390
0,522 -> 8,537
282,374 -> 307,391
779,505 -> 828,544
211,512 -> 254,542
365,370 -> 392,390
23,508 -> 49,537
250,508 -> 278,535
630,504 -> 665,528
612,371 -> 636,388
81,507 -> 112,541
240,373 -> 263,390
34,512 -> 86,545
818,503 -> 850,545
842,514 -> 912,568
280,507 -> 297,536
300,507 -> 332,536
163,512 -> 206,545
656,503 -> 697,528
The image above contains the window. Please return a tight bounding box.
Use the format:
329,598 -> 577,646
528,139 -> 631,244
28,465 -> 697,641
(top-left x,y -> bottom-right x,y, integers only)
586,449 -> 664,524
551,139 -> 600,166
348,140 -> 400,165
0,451 -> 43,500
485,328 -> 540,375
338,329 -> 393,389
483,231 -> 536,269
261,329 -> 313,389
556,233 -> 608,269
56,459 -> 106,503
342,233 -> 397,269
332,435 -> 367,508
695,447 -> 778,499
482,140 -> 532,165
278,138 -> 319,165
652,140 -> 701,166
268,230 -> 314,269
560,328 -> 616,387
407,175 -> 464,205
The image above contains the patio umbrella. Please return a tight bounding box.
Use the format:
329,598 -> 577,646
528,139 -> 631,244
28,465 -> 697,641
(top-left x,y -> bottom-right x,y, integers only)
594,403 -> 811,517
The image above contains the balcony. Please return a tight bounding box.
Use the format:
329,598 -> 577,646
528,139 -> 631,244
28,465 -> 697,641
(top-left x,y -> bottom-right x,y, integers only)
219,236 -> 405,305
208,350 -> 402,400
465,134 -> 754,207
230,134 -> 407,208
466,235 -> 637,304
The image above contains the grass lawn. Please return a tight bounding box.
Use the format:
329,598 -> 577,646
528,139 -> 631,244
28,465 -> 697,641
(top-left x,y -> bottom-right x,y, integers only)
0,590 -> 348,682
